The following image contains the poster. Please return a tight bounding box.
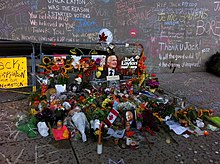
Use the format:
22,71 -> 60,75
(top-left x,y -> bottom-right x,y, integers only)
95,55 -> 139,80
0,57 -> 28,88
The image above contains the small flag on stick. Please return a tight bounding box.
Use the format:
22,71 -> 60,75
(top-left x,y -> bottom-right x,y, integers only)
105,109 -> 119,127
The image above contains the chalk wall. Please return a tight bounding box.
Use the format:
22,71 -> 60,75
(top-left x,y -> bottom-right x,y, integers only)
1,0 -> 220,73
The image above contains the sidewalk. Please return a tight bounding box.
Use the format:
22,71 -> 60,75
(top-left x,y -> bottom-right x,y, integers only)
157,72 -> 220,115
0,72 -> 219,164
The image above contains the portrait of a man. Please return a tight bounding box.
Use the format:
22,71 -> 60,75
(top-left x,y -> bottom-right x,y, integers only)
124,110 -> 136,129
99,54 -> 121,79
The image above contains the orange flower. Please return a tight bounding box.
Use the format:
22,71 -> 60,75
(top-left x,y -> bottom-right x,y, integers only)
140,103 -> 146,109
139,64 -> 146,70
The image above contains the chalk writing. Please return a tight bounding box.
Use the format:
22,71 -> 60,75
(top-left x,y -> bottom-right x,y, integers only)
159,60 -> 201,68
35,144 -> 59,163
159,42 -> 199,51
196,20 -> 220,38
0,149 -> 24,163
214,1 -> 220,11
73,18 -> 99,33
1,0 -> 220,73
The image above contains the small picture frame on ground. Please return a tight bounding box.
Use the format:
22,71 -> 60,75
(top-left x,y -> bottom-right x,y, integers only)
107,75 -> 120,88
123,109 -> 137,129
107,80 -> 120,89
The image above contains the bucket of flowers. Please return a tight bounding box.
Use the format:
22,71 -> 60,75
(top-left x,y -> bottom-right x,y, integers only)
146,74 -> 160,93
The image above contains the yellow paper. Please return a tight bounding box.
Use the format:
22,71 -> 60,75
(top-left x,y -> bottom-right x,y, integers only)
0,57 -> 28,88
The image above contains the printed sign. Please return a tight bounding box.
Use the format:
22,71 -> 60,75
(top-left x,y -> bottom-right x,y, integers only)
121,56 -> 138,69
0,57 -> 28,88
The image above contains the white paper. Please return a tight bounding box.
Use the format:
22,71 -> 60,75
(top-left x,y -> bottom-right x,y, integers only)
166,120 -> 187,135
107,128 -> 125,138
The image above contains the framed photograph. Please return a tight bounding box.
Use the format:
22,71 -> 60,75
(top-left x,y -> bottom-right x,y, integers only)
107,80 -> 120,89
123,109 -> 137,129
90,80 -> 107,91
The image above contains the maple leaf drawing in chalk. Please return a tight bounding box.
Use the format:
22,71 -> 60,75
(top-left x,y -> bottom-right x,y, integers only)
99,32 -> 108,42
109,114 -> 114,120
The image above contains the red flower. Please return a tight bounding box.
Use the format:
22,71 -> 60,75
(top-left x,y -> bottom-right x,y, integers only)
142,55 -> 147,61
109,101 -> 114,105
79,96 -> 85,102
151,74 -> 156,77
85,71 -> 90,76
78,74 -> 83,78
91,65 -> 97,71
51,64 -> 60,71
80,58 -> 89,62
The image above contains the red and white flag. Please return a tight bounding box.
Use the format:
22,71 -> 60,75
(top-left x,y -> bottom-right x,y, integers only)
105,109 -> 119,127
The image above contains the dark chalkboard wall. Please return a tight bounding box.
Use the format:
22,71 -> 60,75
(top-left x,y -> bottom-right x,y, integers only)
1,0 -> 220,73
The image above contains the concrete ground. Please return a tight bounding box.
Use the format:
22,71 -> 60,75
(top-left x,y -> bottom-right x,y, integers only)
0,72 -> 219,164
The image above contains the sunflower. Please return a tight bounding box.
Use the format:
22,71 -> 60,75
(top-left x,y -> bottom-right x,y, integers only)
63,64 -> 73,70
61,67 -> 67,74
45,68 -> 52,74
66,58 -> 74,65
37,64 -> 47,69
42,57 -> 51,65
70,49 -> 77,54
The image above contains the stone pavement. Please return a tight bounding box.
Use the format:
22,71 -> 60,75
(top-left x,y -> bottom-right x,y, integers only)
0,72 -> 219,164
157,72 -> 220,115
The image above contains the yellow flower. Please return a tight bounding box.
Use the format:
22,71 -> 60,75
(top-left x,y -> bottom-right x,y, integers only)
138,72 -> 148,86
153,113 -> 162,122
96,71 -> 101,78
101,98 -> 111,108
149,88 -> 156,93
136,107 -> 144,114
97,66 -> 103,71
30,108 -> 39,115
91,104 -> 96,108
94,130 -> 99,135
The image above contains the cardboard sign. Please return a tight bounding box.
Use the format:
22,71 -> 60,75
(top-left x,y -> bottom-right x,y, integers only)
0,57 -> 28,88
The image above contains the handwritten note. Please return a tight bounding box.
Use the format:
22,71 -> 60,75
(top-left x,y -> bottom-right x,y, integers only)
0,57 -> 28,88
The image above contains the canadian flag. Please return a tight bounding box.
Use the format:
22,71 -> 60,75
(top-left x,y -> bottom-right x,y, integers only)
105,109 -> 119,127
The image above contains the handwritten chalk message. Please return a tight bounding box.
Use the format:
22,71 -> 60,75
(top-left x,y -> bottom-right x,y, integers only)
0,58 -> 28,88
